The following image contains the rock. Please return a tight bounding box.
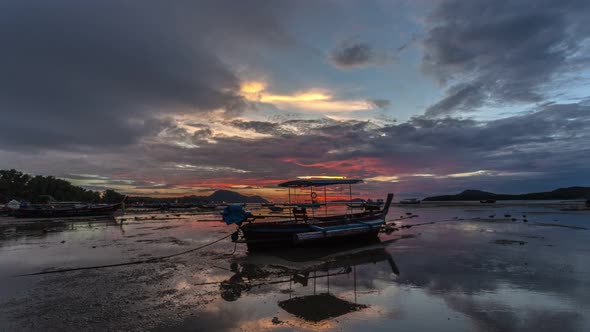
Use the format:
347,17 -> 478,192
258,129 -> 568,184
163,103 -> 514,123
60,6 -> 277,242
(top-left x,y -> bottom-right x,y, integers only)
272,317 -> 282,324
493,239 -> 527,246
61,240 -> 66,244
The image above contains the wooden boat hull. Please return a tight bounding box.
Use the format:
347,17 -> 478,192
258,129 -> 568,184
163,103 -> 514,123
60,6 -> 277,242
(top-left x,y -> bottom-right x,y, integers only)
225,193 -> 394,251
13,202 -> 123,218
239,215 -> 385,251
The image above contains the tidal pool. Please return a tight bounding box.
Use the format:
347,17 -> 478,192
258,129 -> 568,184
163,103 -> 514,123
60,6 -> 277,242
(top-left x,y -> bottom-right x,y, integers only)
0,204 -> 588,331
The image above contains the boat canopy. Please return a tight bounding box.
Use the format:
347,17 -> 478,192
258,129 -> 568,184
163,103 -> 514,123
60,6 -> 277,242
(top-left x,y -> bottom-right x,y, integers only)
278,179 -> 363,188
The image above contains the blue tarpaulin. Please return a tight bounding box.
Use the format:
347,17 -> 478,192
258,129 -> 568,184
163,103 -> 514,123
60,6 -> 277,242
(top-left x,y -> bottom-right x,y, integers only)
222,205 -> 252,225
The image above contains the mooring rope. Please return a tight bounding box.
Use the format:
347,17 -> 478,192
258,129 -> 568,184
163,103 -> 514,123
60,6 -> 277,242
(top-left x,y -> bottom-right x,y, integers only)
16,233 -> 233,277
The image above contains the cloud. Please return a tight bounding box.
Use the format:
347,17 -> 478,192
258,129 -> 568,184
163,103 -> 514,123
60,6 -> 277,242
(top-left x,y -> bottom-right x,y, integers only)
0,0 -> 296,150
4,101 -> 588,198
239,80 -> 379,112
329,41 -> 390,69
368,99 -> 391,109
422,0 -> 590,116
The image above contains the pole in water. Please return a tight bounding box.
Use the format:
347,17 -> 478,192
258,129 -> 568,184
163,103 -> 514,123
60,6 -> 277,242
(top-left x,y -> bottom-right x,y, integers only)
327,268 -> 330,294
354,265 -> 357,304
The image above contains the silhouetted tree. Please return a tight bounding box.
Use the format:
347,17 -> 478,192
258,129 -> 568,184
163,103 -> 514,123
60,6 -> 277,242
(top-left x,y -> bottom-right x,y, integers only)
101,189 -> 125,203
0,169 -> 102,203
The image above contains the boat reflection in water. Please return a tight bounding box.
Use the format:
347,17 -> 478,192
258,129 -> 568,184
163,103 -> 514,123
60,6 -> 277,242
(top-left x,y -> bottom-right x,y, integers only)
219,246 -> 399,323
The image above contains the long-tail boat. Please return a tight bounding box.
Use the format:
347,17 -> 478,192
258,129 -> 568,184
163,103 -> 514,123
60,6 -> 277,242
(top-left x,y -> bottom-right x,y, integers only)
12,197 -> 126,218
223,179 -> 394,250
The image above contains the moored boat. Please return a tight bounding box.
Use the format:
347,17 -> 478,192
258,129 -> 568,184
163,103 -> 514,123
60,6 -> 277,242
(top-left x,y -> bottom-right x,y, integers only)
480,199 -> 496,204
268,205 -> 284,212
400,198 -> 420,204
12,197 -> 126,218
223,179 -> 394,251
196,203 -> 217,210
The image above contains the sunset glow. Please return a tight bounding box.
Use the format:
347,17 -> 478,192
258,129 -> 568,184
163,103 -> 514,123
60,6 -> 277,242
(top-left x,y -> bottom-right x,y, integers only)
1,0 -> 588,201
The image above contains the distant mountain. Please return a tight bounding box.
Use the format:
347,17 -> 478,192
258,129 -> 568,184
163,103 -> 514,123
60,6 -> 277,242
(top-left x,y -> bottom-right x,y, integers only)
208,190 -> 268,203
423,187 -> 590,201
128,190 -> 268,204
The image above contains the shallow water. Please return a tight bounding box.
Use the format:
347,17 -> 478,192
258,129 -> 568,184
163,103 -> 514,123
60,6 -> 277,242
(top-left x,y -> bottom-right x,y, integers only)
0,204 -> 589,331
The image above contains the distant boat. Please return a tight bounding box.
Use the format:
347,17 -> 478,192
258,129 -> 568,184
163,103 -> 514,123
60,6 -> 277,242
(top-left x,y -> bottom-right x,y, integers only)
12,197 -> 126,218
363,199 -> 384,211
197,203 -> 217,210
480,199 -> 496,204
400,198 -> 420,204
346,202 -> 365,209
268,205 -> 284,212
296,202 -> 324,209
223,179 -> 394,251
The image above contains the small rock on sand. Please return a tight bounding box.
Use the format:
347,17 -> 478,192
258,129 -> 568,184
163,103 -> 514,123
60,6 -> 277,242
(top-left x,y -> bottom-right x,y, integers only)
493,239 -> 527,246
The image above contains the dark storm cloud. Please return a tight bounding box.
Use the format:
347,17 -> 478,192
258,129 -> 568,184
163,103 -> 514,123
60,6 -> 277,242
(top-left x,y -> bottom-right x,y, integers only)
368,99 -> 391,109
134,102 -> 590,189
0,0 -> 294,150
329,41 -> 389,69
227,120 -> 283,136
3,101 -> 589,195
422,0 -> 590,117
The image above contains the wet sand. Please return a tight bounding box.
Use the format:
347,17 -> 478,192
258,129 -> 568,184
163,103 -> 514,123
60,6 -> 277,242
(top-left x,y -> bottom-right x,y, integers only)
1,203 -> 589,331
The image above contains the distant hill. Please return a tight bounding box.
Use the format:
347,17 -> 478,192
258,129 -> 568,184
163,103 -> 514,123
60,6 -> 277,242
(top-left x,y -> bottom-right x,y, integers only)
129,189 -> 268,204
423,187 -> 590,201
208,190 -> 268,203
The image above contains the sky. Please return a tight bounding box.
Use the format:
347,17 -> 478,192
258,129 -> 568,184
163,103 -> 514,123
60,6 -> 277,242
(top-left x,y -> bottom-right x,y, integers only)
1,0 -> 590,199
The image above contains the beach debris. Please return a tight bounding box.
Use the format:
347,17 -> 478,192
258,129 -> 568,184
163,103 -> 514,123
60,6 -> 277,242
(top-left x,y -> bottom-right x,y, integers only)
511,218 -> 517,221
504,214 -> 511,218
493,239 -> 527,245
60,240 -> 66,244
489,215 -> 495,218
405,212 -> 412,215
523,219 -> 528,222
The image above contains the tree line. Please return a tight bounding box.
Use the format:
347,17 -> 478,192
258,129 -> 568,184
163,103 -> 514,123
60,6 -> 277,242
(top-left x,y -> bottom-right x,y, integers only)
0,169 -> 124,204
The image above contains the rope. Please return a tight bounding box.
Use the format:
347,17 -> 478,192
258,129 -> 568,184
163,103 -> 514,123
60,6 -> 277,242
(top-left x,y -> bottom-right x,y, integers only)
224,241 -> 238,256
16,233 -> 233,277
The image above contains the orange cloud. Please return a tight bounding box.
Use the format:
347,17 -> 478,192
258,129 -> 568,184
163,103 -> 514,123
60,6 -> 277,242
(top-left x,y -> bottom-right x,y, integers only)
284,157 -> 393,174
240,80 -> 375,112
